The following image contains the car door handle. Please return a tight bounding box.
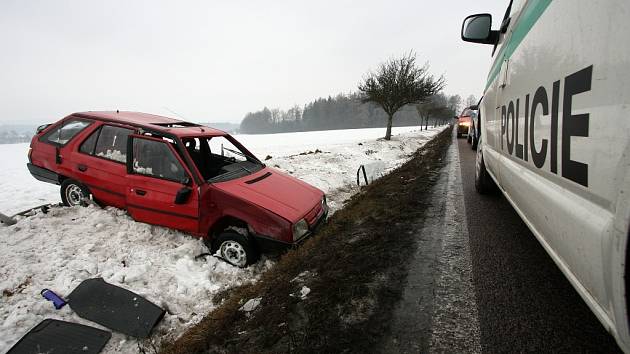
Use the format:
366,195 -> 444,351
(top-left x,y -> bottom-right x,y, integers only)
78,164 -> 87,172
135,189 -> 147,196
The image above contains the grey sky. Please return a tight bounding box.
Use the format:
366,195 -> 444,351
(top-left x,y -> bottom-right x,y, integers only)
0,0 -> 507,125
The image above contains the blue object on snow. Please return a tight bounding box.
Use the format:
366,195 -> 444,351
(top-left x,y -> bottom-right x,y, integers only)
41,289 -> 67,309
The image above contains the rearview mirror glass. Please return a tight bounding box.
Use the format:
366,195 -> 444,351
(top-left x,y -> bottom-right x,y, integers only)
462,14 -> 492,42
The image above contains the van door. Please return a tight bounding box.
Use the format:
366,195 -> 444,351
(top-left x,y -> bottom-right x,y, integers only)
492,0 -> 630,318
125,135 -> 200,234
478,2 -> 523,187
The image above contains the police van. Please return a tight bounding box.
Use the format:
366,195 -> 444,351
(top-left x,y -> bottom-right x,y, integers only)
461,0 -> 630,350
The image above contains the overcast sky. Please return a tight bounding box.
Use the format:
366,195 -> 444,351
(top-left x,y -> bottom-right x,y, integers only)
0,0 -> 507,125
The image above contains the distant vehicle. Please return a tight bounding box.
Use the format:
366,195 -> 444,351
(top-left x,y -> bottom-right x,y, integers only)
462,0 -> 630,351
455,108 -> 471,138
27,111 -> 328,267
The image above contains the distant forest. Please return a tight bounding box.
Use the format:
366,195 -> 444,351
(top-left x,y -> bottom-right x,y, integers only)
239,92 -> 466,134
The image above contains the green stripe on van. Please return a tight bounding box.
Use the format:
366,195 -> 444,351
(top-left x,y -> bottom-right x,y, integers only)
485,0 -> 553,90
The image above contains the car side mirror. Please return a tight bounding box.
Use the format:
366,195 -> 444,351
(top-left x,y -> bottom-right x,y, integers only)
461,13 -> 498,45
36,124 -> 51,134
174,186 -> 192,204
180,176 -> 191,186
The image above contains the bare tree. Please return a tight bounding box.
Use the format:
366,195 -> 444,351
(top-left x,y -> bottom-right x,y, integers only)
358,52 -> 444,140
447,94 -> 462,115
416,93 -> 450,130
465,94 -> 478,108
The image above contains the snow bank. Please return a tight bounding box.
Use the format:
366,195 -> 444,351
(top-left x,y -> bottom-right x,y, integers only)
0,125 -> 446,353
244,126 -> 447,212
0,143 -> 59,216
0,205 -> 274,353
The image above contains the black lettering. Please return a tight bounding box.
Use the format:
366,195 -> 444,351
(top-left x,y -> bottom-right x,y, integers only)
562,66 -> 592,187
516,98 -> 523,159
507,101 -> 515,155
530,86 -> 549,168
550,80 -> 560,174
524,94 -> 529,161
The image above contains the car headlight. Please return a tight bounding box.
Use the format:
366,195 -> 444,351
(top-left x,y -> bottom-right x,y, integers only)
292,219 -> 309,241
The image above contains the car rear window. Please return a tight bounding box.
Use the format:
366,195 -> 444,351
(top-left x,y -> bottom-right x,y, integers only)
79,125 -> 133,163
41,119 -> 92,146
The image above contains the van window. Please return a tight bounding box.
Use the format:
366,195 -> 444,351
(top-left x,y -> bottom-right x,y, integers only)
41,120 -> 92,146
93,125 -> 133,163
132,138 -> 187,182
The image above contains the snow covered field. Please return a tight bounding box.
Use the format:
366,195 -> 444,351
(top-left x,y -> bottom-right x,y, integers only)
0,125 -> 446,353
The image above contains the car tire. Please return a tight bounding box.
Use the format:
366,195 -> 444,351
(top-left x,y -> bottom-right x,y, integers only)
467,135 -> 472,144
475,139 -> 498,194
60,179 -> 91,207
457,132 -> 462,138
211,231 -> 259,268
471,135 -> 478,150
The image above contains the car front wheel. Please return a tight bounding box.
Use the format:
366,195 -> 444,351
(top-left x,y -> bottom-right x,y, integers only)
60,179 -> 91,207
211,231 -> 258,267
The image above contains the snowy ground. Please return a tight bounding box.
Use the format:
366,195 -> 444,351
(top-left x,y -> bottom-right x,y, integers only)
0,125 -> 446,353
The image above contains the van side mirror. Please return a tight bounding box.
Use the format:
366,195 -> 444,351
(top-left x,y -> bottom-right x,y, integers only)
461,14 -> 498,44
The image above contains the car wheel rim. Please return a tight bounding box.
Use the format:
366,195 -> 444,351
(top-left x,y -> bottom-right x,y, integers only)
66,184 -> 85,206
220,240 -> 247,267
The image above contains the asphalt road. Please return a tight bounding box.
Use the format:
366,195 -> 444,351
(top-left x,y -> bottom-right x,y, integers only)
457,135 -> 622,353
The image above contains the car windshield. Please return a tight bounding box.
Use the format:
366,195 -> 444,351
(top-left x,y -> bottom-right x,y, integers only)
182,135 -> 264,182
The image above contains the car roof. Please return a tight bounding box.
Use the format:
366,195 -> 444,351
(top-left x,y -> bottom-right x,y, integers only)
72,111 -> 227,138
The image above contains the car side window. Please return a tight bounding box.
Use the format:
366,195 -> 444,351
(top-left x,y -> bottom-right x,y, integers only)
132,138 -> 187,182
41,119 -> 92,146
92,125 -> 133,163
79,127 -> 100,155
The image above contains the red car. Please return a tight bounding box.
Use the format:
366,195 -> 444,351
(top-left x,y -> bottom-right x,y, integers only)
27,111 -> 328,267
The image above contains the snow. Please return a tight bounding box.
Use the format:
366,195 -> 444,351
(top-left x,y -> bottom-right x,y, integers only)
239,297 -> 262,312
96,149 -> 126,163
0,125 -> 446,353
0,143 -> 59,216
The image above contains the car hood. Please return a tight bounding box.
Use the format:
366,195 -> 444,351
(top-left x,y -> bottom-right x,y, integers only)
213,167 -> 323,222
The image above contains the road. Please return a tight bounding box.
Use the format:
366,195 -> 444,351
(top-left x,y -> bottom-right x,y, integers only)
456,133 -> 622,353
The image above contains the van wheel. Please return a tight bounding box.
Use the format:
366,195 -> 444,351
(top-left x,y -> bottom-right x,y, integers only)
211,231 -> 258,268
467,135 -> 472,144
475,140 -> 498,194
60,179 -> 91,207
471,135 -> 478,150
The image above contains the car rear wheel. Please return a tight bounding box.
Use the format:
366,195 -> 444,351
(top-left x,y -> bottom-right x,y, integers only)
475,139 -> 498,194
211,231 -> 258,267
60,179 -> 91,207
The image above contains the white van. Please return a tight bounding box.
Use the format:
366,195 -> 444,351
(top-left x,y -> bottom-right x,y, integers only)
461,0 -> 630,351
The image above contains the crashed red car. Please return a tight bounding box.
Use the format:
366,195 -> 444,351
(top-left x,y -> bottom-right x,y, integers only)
27,111 -> 328,267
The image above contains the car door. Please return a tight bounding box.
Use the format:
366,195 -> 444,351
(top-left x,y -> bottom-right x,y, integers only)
125,134 -> 200,234
71,124 -> 133,208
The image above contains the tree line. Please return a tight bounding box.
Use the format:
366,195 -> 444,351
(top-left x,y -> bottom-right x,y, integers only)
240,91 -> 464,134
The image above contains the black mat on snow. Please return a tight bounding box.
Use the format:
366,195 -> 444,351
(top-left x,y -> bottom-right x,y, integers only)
67,277 -> 165,338
6,318 -> 111,354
